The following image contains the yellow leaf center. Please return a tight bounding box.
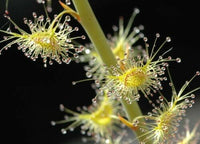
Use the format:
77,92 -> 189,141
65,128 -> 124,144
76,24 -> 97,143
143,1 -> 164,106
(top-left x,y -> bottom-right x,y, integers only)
119,67 -> 147,88
79,97 -> 113,126
30,32 -> 58,50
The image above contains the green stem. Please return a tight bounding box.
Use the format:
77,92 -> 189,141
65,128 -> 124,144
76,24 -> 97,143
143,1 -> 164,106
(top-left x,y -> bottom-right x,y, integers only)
72,0 -> 145,142
72,0 -> 116,67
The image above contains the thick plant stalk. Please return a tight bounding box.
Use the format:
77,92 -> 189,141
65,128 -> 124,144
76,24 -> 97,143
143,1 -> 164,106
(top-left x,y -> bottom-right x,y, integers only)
72,0 -> 116,67
72,0 -> 146,142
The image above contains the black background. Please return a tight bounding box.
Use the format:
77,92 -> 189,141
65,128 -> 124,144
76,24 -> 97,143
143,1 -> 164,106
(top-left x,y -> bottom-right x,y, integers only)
0,0 -> 199,144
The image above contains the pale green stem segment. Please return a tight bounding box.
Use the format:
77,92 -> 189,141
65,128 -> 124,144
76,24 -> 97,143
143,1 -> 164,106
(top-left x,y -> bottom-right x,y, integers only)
72,0 -> 116,67
120,100 -> 146,142
72,0 -> 146,142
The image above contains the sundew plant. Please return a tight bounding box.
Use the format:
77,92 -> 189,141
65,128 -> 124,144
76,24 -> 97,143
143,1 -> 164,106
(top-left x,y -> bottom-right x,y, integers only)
1,0 -> 200,144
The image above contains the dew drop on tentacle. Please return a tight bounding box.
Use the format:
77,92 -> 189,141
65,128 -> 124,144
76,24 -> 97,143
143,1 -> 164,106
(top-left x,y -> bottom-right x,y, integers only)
37,0 -> 43,3
191,94 -> 195,99
166,36 -> 171,42
66,38 -> 71,43
188,103 -> 192,108
138,24 -> 144,30
196,71 -> 200,76
65,57 -> 71,64
105,139 -> 110,144
95,80 -> 100,87
81,35 -> 86,40
159,96 -> 164,101
76,106 -> 81,111
59,104 -> 65,111
49,60 -> 53,65
147,112 -> 152,116
82,137 -> 87,143
92,97 -> 97,104
50,121 -> 56,126
134,8 -> 140,14
32,12 -> 37,18
134,27 -> 140,33
73,53 -> 79,58
47,6 -> 52,13
74,27 -> 79,31
61,128 -> 67,134
169,82 -> 173,87
143,37 -> 148,42
81,130 -> 86,135
69,127 -> 74,131
44,63 -> 47,68
176,58 -> 181,63
65,15 -> 71,22
155,33 -> 160,38
5,10 -> 9,15
185,99 -> 189,103
23,17 -> 28,24
86,72 -> 92,78
79,45 -> 85,52
190,100 -> 195,104
72,81 -> 76,85
65,0 -> 71,5
112,25 -> 118,32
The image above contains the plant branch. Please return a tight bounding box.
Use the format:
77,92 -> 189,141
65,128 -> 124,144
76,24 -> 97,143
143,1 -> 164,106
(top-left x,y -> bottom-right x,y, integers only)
72,0 -> 147,142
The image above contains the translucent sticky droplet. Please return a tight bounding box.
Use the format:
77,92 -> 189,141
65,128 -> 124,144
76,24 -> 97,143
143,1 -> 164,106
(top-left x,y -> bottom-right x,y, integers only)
65,57 -> 71,64
50,121 -> 56,126
72,81 -> 76,85
85,49 -> 91,54
92,98 -> 97,104
191,94 -> 195,99
81,35 -> 86,40
156,33 -> 160,38
49,60 -> 53,65
37,0 -> 43,3
188,103 -> 193,108
65,16 -> 71,22
190,100 -> 195,104
185,99 -> 189,103
105,139 -> 110,144
134,8 -> 140,14
44,63 -> 47,68
82,137 -> 87,142
159,96 -> 164,101
73,53 -> 79,58
143,37 -> 148,42
47,7 -> 52,13
61,129 -> 67,134
59,104 -> 65,111
134,27 -> 140,34
86,72 -> 92,78
65,0 -> 71,5
74,27 -> 79,31
176,58 -> 181,63
66,39 -> 71,43
5,10 -> 9,15
166,37 -> 171,42
111,25 -> 118,32
69,127 -> 74,131
147,112 -> 152,116
32,12 -> 37,18
196,71 -> 200,76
